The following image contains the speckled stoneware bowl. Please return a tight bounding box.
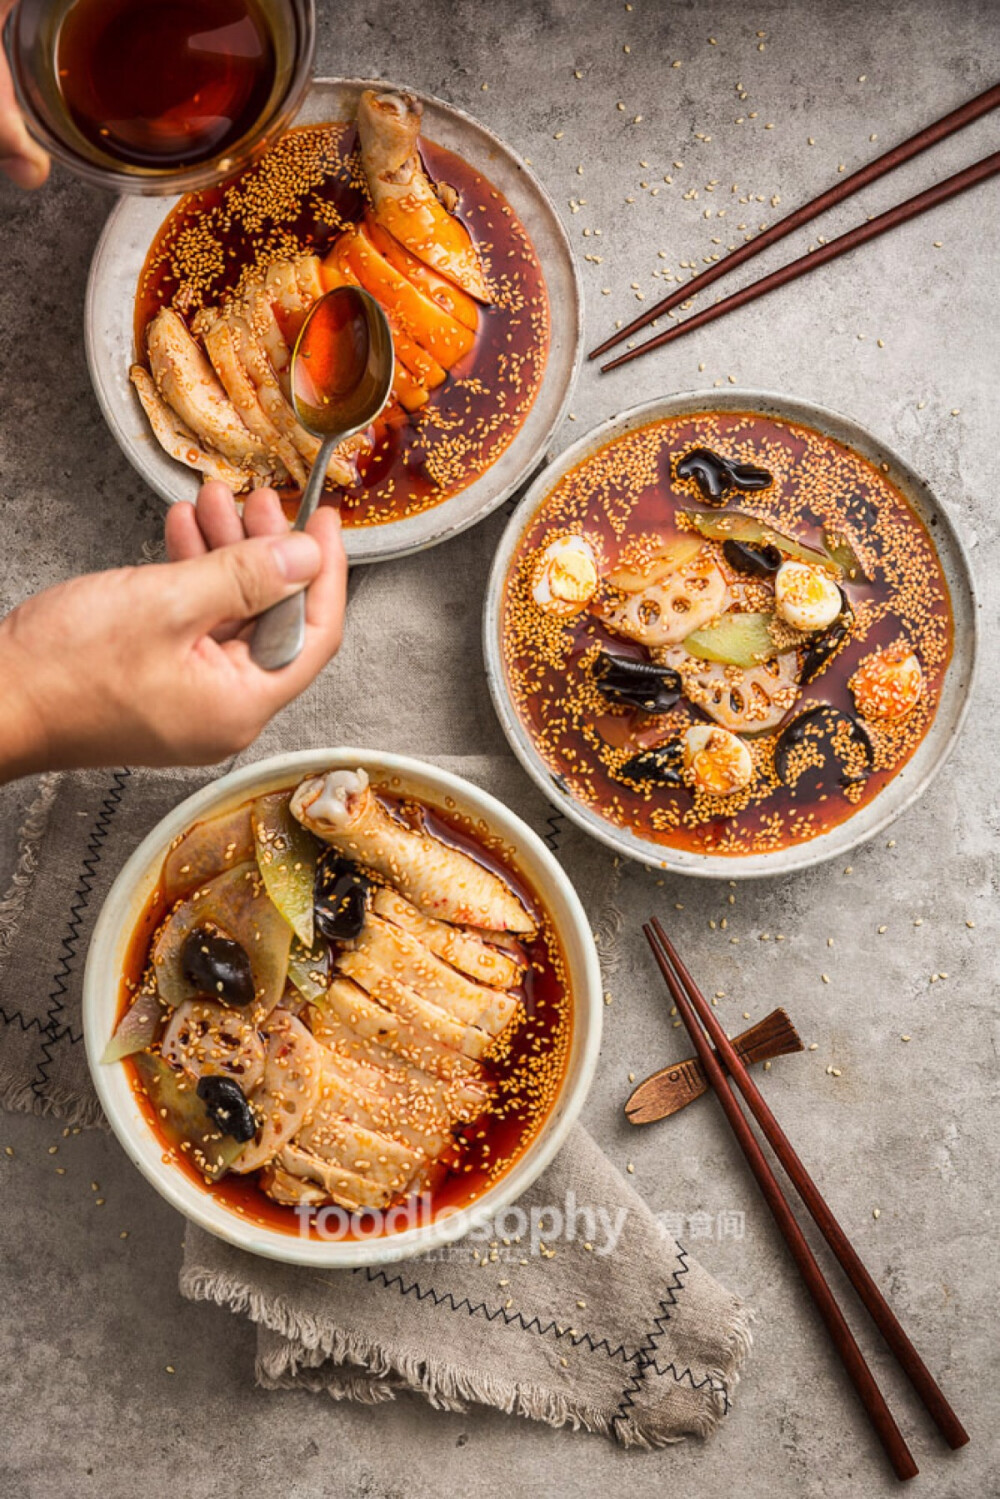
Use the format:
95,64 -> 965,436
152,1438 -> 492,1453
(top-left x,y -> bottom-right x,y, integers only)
83,749 -> 602,1267
84,77 -> 582,564
483,389 -> 978,879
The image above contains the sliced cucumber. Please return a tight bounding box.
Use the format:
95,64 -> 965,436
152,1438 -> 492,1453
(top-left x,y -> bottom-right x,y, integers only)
823,529 -> 870,582
683,611 -> 780,667
152,862 -> 292,1014
287,937 -> 332,1003
683,511 -> 836,572
162,803 -> 255,905
102,985 -> 163,1064
132,1051 -> 245,1181
252,792 -> 319,948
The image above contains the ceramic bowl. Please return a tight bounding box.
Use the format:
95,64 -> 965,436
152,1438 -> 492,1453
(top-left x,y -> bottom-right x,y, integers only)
483,389 -> 978,878
84,77 -> 581,564
83,749 -> 602,1266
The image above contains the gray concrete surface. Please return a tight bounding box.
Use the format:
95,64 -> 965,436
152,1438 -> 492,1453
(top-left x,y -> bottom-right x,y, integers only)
1,1 -> 998,1495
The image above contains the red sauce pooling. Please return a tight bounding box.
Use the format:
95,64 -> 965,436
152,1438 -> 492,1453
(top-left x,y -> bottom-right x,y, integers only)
133,124 -> 550,527
57,0 -> 277,169
118,785 -> 572,1240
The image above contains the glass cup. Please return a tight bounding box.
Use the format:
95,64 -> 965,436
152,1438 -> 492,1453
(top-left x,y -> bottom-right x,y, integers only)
3,0 -> 316,194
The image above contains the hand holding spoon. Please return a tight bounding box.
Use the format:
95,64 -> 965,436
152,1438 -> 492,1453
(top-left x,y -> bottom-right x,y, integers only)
251,286 -> 394,670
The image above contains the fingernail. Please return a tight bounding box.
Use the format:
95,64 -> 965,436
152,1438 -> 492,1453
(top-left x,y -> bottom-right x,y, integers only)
270,531 -> 321,582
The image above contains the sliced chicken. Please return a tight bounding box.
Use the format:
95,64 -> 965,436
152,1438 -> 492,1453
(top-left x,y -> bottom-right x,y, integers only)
316,975 -> 488,1085
337,946 -> 491,1060
313,1016 -> 486,1127
314,1053 -> 451,1159
291,769 -> 536,935
265,258 -> 306,319
145,308 -> 271,477
260,1160 -> 329,1207
297,1096 -> 422,1191
357,88 -> 491,303
130,365 -> 250,490
277,1142 -> 392,1210
372,887 -> 523,989
201,316 -> 305,484
244,280 -> 293,395
353,914 -> 520,1036
294,254 -> 326,305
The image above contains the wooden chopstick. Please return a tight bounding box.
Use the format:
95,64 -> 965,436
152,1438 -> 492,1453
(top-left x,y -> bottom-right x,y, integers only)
602,150 -> 1000,371
642,923 -> 919,1481
589,81 -> 1000,363
646,923 -> 971,1476
648,919 -> 969,1453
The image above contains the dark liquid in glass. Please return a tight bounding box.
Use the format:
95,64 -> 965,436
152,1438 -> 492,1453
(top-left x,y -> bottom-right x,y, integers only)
55,0 -> 277,169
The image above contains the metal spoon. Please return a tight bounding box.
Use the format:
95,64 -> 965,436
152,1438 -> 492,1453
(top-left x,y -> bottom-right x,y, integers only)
250,286 -> 394,670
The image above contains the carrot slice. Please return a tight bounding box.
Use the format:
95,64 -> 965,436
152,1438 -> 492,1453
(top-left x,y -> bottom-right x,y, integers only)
364,215 -> 480,333
392,363 -> 430,413
391,323 -> 447,390
319,245 -> 445,391
373,194 -> 490,304
333,229 -> 474,370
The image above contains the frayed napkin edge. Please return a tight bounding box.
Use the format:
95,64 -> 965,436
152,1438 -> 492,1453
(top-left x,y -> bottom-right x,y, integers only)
0,771 -> 62,971
0,770 -> 110,1128
179,1260 -> 754,1450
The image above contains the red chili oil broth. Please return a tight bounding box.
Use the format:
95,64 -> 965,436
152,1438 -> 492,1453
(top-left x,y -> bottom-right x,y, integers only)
501,410 -> 954,857
133,124 -> 550,528
118,783 -> 572,1240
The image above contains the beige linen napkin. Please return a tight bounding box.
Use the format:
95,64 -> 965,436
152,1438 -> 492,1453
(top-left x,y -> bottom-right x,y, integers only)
181,1123 -> 751,1448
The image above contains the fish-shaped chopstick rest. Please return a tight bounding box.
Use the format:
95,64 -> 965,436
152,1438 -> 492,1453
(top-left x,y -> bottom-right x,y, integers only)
625,1007 -> 803,1125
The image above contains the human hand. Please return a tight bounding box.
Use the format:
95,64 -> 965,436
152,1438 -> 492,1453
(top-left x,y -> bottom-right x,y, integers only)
0,484 -> 348,780
0,1 -> 49,189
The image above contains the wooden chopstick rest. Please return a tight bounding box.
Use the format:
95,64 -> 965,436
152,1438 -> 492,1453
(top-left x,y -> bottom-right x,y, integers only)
625,1007 -> 803,1124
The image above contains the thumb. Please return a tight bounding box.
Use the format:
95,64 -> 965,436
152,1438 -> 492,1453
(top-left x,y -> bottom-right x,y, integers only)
174,531 -> 323,632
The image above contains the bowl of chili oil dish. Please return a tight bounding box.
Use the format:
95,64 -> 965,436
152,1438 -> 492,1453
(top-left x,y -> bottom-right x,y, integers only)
83,750 -> 602,1266
485,391 -> 976,877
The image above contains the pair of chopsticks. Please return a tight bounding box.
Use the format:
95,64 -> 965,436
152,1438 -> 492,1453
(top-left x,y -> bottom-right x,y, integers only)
643,919 -> 969,1483
592,82 -> 1000,372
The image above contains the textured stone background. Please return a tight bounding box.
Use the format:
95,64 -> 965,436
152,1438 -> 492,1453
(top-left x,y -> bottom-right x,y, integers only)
1,1 -> 998,1495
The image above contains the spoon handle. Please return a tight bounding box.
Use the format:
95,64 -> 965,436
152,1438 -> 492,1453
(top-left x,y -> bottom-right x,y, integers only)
250,434 -> 338,671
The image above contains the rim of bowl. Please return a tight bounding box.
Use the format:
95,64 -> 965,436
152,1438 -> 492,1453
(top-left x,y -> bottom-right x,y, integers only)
5,0 -> 317,195
483,388 -> 979,880
83,749 -> 603,1266
83,76 -> 582,563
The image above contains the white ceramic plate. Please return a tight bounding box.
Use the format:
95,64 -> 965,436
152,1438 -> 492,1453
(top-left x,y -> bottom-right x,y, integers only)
483,390 -> 978,879
84,78 -> 582,564
83,749 -> 602,1267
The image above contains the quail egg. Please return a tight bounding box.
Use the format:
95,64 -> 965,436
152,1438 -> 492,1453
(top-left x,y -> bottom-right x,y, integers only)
851,643 -> 923,722
682,724 -> 755,796
531,534 -> 600,615
774,561 -> 843,633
